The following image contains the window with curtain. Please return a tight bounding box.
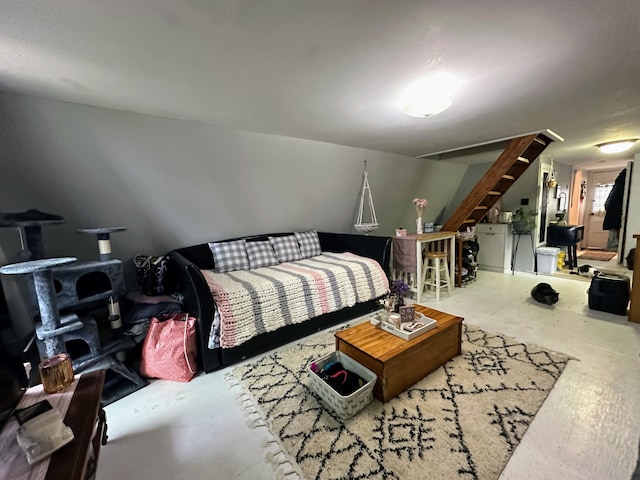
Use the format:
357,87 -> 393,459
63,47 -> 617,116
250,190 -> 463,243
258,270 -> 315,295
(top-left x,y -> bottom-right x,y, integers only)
591,183 -> 614,216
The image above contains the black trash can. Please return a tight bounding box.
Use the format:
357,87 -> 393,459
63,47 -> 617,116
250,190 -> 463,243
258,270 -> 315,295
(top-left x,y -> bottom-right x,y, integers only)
588,273 -> 631,315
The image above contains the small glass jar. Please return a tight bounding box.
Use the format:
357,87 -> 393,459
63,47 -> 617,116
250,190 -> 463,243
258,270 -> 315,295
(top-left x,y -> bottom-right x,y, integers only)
39,353 -> 74,394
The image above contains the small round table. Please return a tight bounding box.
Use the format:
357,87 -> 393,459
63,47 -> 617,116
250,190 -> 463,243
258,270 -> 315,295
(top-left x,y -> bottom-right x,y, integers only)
0,210 -> 66,260
77,227 -> 127,262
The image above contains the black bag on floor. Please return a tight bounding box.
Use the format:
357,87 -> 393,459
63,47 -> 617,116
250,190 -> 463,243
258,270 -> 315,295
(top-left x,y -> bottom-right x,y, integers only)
588,273 -> 630,316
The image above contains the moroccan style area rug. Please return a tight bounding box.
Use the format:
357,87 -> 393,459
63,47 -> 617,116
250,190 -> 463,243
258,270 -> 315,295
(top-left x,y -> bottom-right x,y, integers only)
227,321 -> 570,480
577,249 -> 617,261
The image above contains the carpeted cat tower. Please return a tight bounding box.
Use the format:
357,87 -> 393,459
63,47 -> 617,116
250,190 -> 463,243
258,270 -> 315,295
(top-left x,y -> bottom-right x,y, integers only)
0,211 -> 147,404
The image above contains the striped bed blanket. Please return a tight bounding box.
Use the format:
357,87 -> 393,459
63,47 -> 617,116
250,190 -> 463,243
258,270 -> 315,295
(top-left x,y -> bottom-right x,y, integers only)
201,252 -> 389,349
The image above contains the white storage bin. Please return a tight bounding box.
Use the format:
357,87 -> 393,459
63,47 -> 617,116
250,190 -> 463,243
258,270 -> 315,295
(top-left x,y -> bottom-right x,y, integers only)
536,247 -> 561,274
308,351 -> 377,419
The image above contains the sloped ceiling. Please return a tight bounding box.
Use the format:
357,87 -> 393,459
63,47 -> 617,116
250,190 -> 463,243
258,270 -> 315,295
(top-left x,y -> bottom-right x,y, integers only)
1,1 -> 639,169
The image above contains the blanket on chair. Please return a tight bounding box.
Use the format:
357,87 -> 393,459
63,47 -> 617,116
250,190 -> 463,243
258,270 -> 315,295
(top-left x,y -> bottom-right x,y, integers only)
202,252 -> 389,348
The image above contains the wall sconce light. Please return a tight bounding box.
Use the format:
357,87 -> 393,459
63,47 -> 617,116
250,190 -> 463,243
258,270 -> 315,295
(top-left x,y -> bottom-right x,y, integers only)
596,139 -> 638,154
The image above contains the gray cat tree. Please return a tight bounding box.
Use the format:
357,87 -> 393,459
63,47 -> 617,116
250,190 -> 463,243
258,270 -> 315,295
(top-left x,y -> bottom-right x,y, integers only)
0,208 -> 66,261
0,218 -> 147,404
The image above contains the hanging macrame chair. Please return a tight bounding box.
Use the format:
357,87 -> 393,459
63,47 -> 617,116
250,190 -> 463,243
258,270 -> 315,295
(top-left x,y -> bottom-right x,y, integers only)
354,160 -> 379,234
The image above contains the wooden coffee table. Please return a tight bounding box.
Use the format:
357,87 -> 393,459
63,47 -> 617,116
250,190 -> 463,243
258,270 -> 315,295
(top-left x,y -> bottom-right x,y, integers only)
335,305 -> 463,402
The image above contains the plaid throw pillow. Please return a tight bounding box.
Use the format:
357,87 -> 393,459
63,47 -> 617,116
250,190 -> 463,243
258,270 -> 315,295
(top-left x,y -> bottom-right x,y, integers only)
294,230 -> 322,258
269,235 -> 302,263
208,240 -> 250,273
246,240 -> 279,269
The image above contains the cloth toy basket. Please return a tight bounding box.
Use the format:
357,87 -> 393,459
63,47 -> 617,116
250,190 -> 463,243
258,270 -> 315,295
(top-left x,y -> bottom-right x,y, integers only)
308,351 -> 376,419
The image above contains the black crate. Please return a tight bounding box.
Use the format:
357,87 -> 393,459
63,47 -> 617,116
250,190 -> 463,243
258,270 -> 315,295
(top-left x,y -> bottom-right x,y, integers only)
588,273 -> 630,316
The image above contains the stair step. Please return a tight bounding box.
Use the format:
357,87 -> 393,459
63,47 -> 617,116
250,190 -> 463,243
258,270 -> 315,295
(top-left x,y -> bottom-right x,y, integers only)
439,129 -> 563,233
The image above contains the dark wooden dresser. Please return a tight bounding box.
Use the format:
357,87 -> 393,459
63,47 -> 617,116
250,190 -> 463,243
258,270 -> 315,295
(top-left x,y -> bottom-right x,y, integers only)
0,369 -> 107,480
47,370 -> 108,480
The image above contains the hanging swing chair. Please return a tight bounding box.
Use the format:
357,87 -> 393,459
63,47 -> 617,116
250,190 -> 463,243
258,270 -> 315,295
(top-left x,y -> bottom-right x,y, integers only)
354,161 -> 379,234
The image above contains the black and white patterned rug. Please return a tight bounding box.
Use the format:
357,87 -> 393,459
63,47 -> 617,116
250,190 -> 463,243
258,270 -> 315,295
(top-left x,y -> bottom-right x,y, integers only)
227,322 -> 570,480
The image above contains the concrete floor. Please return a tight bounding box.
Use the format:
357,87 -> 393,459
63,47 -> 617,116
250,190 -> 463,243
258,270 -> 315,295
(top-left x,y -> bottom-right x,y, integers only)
98,256 -> 640,480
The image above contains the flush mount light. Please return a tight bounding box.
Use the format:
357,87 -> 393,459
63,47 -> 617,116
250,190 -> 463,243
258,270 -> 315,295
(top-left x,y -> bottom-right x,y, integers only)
596,139 -> 638,154
399,72 -> 461,118
403,98 -> 453,118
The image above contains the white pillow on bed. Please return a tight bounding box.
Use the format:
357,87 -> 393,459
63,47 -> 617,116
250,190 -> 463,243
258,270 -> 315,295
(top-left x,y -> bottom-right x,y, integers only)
268,235 -> 303,263
246,240 -> 279,269
208,240 -> 250,273
294,230 -> 322,258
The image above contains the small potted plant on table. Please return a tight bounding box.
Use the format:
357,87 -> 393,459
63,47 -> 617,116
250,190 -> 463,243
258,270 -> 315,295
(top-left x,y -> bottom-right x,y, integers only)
512,208 -> 537,233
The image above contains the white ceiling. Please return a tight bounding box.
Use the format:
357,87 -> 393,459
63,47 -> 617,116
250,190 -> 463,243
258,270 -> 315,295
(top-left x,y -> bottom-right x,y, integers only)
2,1 -> 639,169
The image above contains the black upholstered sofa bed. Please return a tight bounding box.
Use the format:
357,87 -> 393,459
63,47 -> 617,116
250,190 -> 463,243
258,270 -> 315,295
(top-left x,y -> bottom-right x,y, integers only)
169,231 -> 391,373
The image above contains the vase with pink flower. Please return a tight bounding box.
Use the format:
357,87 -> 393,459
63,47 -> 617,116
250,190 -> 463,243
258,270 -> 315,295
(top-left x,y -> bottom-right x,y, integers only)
413,197 -> 428,234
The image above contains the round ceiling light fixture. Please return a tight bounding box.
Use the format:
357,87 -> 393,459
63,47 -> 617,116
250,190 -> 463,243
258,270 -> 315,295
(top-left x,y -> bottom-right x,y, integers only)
596,139 -> 638,154
400,72 -> 461,118
403,98 -> 453,118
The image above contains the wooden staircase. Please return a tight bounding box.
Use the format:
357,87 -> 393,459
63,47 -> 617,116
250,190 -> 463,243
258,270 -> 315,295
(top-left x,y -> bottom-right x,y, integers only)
441,129 -> 563,233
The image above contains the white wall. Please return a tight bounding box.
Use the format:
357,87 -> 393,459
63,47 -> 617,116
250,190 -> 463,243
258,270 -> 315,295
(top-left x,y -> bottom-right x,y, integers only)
552,161 -> 573,217
624,155 -> 639,261
0,92 -> 468,269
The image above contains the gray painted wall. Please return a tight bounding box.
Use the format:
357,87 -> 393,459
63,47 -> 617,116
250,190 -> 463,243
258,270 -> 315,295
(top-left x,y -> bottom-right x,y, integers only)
9,92 -> 621,294
442,162 -> 492,224
0,92 -> 468,273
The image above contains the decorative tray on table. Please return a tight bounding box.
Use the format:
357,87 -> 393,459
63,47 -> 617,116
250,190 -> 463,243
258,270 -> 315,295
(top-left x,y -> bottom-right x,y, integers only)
371,312 -> 437,341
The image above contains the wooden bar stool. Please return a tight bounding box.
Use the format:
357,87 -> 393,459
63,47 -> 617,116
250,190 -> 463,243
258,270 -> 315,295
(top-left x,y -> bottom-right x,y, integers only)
422,251 -> 452,301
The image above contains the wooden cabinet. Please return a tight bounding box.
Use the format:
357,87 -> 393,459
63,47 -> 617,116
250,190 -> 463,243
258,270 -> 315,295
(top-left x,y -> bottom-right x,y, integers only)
476,223 -> 513,273
455,236 -> 478,287
48,370 -> 107,480
630,234 -> 640,323
1,370 -> 107,480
